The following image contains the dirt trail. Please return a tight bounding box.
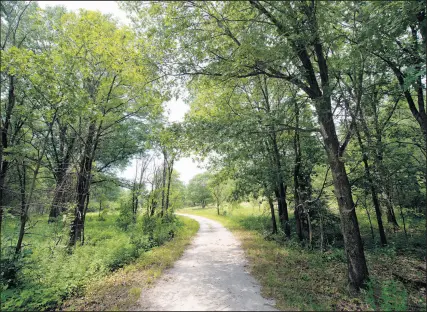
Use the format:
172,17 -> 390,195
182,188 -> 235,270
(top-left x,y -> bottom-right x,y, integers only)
134,213 -> 277,311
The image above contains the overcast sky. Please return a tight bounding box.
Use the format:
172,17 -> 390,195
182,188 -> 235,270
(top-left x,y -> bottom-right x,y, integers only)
37,1 -> 206,184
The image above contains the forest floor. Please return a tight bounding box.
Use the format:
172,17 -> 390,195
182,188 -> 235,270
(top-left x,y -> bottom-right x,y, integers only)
132,213 -> 278,311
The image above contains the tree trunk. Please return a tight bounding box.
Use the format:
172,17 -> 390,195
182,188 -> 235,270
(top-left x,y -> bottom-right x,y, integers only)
319,108 -> 368,290
355,127 -> 387,246
397,200 -> 408,240
15,110 -> 53,254
161,150 -> 167,216
268,195 -> 278,234
15,161 -> 26,255
0,75 -> 16,228
48,171 -> 67,222
319,211 -> 324,252
271,135 -> 290,238
363,189 -> 375,242
249,0 -> 369,291
15,139 -> 48,254
294,104 -> 303,241
293,101 -> 310,241
165,157 -> 174,212
273,184 -> 289,237
48,130 -> 75,223
382,190 -> 399,229
363,156 -> 387,246
81,191 -> 90,245
69,122 -> 95,247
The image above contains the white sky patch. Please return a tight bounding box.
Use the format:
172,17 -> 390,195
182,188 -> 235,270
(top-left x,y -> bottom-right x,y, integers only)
36,0 -> 206,184
164,96 -> 189,123
37,1 -> 130,25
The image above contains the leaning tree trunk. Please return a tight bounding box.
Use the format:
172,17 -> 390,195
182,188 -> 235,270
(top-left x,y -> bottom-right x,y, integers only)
249,0 -> 368,291
317,97 -> 369,291
15,134 -> 50,254
263,88 -> 290,237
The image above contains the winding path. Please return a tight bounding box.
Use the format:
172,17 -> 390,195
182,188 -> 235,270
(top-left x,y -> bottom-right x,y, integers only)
134,213 -> 277,311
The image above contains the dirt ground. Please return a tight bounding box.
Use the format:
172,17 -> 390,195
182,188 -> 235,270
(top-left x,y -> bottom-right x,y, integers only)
133,213 -> 278,311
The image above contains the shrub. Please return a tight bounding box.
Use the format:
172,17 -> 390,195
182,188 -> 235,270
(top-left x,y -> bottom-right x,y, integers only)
1,211 -> 185,311
116,200 -> 134,231
141,213 -> 179,246
104,245 -> 139,271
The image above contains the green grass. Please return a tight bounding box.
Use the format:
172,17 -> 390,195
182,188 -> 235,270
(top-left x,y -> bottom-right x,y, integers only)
61,215 -> 199,311
1,212 -> 199,311
179,203 -> 426,311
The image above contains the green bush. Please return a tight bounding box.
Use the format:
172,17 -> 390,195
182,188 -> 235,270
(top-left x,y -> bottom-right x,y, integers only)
104,244 -> 139,271
116,199 -> 135,231
1,211 -> 183,311
141,213 -> 178,246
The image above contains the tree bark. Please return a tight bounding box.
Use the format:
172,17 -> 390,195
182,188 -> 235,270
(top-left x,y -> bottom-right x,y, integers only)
271,135 -> 290,237
355,125 -> 387,246
48,171 -> 68,222
161,149 -> 167,216
48,125 -> 75,223
69,122 -> 96,247
362,155 -> 387,246
260,77 -> 291,237
0,75 -> 15,228
15,161 -> 26,255
305,3 -> 369,290
165,157 -> 174,212
268,195 -> 278,234
293,100 -> 311,241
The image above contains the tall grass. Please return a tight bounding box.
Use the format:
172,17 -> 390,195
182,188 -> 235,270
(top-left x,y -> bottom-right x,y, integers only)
0,211 -> 190,311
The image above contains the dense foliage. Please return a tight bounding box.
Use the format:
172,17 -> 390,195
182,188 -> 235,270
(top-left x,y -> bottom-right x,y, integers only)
1,0 -> 426,311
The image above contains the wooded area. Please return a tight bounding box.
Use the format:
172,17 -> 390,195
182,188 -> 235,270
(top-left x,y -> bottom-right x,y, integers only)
1,1 -> 426,311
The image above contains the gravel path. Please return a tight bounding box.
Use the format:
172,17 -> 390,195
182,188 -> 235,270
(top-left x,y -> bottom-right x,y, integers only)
134,213 -> 277,311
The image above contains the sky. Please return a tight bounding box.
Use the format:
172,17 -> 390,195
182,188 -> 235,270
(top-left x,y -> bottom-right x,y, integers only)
37,1 -> 206,184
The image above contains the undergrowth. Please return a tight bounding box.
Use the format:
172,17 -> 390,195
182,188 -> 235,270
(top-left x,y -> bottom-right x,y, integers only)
0,211 -> 186,311
179,204 -> 426,311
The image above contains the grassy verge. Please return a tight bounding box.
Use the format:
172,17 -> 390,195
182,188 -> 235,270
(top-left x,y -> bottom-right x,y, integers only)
61,215 -> 199,311
178,205 -> 426,311
1,212 -> 199,311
